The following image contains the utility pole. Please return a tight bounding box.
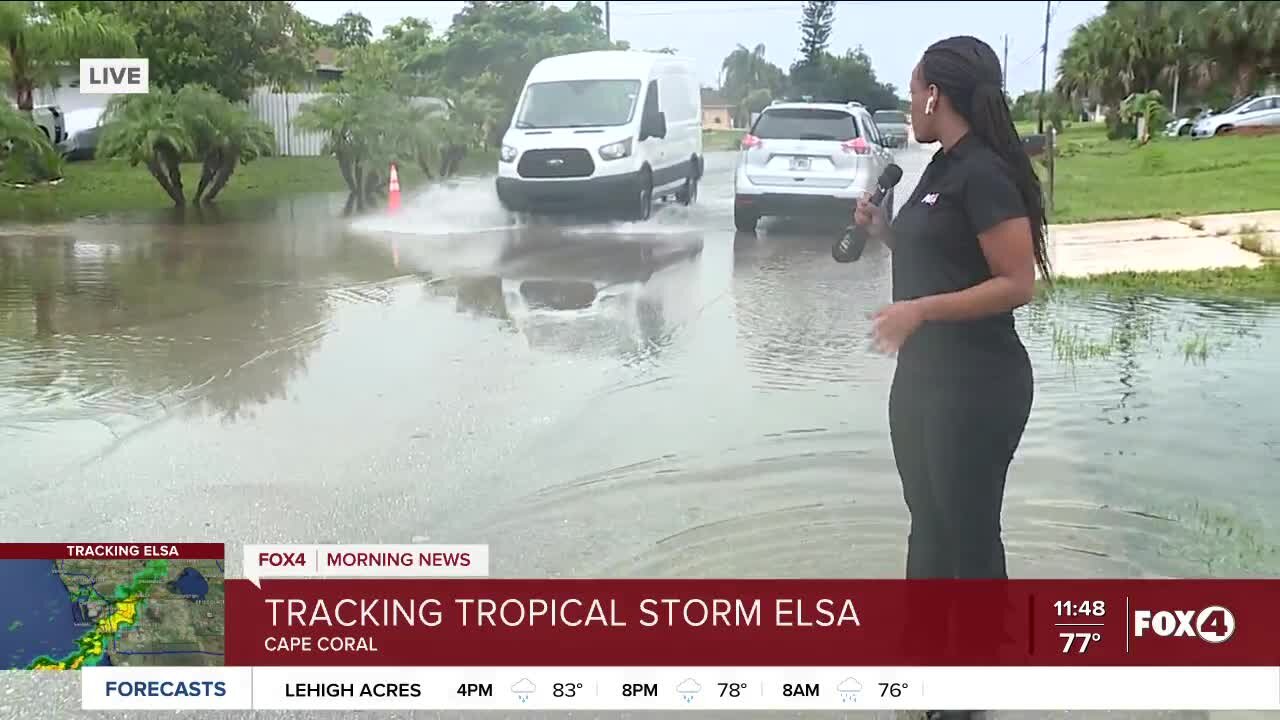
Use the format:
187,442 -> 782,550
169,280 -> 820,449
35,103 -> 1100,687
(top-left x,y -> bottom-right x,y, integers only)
605,1 -> 611,42
1002,34 -> 1009,93
1171,28 -> 1183,116
1038,0 -> 1051,134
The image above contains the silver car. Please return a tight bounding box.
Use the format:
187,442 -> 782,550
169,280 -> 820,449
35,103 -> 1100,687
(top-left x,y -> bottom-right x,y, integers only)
1191,95 -> 1280,138
873,109 -> 910,148
733,101 -> 895,233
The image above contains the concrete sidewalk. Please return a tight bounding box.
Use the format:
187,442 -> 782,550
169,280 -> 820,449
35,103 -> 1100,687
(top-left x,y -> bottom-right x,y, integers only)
1047,210 -> 1279,278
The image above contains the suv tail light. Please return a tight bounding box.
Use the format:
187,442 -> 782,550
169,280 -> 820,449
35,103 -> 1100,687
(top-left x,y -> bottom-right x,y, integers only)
741,134 -> 762,149
841,137 -> 870,155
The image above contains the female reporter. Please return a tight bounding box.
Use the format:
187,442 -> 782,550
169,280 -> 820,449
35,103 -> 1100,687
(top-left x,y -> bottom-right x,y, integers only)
853,35 -> 1049,583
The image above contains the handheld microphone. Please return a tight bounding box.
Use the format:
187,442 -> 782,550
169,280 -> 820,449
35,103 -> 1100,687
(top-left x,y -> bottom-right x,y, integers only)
833,163 -> 903,263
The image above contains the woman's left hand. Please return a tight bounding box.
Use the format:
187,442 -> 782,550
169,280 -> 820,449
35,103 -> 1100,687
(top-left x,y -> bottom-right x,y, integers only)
870,300 -> 926,354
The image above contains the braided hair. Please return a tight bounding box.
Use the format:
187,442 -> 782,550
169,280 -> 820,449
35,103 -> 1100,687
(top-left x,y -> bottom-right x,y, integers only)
921,36 -> 1051,280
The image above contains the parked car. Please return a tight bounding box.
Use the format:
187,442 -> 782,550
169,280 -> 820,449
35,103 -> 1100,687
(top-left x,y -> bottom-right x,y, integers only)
31,104 -> 66,144
733,100 -> 895,233
1191,95 -> 1280,138
58,107 -> 105,161
872,109 -> 910,147
6,102 -> 65,144
496,50 -> 703,221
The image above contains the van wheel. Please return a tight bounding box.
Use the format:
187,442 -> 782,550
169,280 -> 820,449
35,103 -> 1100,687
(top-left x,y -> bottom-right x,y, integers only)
734,205 -> 758,233
633,171 -> 653,221
676,171 -> 698,206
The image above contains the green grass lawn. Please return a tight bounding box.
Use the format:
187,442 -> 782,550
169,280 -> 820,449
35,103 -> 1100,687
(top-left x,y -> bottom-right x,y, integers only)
703,128 -> 745,152
1040,261 -> 1280,300
0,150 -> 496,222
1042,125 -> 1280,224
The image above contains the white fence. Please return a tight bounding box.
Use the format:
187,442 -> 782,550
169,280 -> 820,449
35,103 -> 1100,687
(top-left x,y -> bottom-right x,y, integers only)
247,88 -> 450,157
247,88 -> 328,157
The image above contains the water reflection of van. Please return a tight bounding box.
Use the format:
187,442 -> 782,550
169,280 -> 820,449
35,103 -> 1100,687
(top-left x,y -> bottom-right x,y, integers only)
496,51 -> 703,222
500,241 -> 702,356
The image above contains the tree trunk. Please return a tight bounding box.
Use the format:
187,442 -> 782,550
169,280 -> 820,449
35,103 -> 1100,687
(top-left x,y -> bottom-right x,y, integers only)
363,168 -> 383,207
204,162 -> 235,202
194,153 -> 219,205
1234,66 -> 1255,100
15,80 -> 34,113
10,40 -> 34,113
204,146 -> 240,202
145,156 -> 185,207
156,145 -> 185,206
416,148 -> 434,179
352,160 -> 365,210
337,151 -> 358,195
441,146 -> 464,177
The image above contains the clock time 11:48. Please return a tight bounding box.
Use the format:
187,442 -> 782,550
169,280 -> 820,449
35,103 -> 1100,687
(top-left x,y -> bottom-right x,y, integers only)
1055,600 -> 1106,617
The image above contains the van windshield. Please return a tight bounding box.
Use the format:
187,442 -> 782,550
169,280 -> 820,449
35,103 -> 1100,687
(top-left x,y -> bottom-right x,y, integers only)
874,110 -> 907,124
516,80 -> 642,129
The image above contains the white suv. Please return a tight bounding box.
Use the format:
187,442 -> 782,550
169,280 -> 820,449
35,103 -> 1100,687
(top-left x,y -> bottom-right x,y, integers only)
733,101 -> 895,233
5,103 -> 65,144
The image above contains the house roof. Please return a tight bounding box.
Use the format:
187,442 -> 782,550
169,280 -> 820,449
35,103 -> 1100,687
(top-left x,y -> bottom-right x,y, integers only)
313,47 -> 342,72
701,88 -> 734,108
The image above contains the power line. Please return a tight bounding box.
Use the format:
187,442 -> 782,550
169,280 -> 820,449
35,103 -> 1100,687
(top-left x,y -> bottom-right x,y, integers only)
1015,48 -> 1041,68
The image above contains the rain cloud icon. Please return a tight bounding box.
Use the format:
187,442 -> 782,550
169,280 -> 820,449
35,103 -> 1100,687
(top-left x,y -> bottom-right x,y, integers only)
676,678 -> 702,702
837,677 -> 863,702
511,677 -> 536,701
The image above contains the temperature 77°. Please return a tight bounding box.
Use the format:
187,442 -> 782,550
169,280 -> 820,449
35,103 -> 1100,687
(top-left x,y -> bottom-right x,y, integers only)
1061,632 -> 1100,653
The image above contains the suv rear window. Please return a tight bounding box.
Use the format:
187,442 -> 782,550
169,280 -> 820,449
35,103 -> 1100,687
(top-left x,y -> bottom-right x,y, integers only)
874,111 -> 907,124
752,109 -> 859,141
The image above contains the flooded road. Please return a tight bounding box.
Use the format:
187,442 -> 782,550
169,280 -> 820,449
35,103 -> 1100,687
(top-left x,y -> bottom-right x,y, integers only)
3,147 -> 1279,589
4,148 -> 1280,719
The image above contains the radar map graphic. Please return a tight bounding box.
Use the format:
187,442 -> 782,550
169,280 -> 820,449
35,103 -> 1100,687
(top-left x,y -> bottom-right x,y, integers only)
1,557 -> 225,669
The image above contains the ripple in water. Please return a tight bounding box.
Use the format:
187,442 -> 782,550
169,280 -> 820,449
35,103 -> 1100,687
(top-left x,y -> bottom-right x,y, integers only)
458,286 -> 1280,581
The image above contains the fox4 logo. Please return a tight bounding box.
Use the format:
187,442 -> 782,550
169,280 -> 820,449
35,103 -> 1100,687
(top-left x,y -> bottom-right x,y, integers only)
1133,606 -> 1236,643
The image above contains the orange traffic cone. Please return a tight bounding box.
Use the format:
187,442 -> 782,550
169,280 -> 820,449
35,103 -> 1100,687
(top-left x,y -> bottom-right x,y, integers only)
387,163 -> 401,212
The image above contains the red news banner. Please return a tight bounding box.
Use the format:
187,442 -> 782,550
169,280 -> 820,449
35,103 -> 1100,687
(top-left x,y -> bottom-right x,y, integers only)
224,579 -> 1280,667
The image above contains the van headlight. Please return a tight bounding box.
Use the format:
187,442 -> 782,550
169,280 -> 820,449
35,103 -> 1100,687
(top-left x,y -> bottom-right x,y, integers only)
599,138 -> 633,161
500,145 -> 517,163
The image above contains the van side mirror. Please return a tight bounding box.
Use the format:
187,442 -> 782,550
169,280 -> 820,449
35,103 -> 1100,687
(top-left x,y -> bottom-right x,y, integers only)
642,111 -> 666,140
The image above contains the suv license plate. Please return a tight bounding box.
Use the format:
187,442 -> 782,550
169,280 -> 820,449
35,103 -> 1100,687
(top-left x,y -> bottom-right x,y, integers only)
789,156 -> 812,171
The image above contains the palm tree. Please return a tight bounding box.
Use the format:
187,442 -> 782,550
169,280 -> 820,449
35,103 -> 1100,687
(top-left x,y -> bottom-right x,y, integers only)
721,44 -> 785,125
1057,2 -> 1192,112
175,85 -> 275,204
295,89 -> 368,200
1057,18 -> 1113,107
0,99 -> 61,180
1193,0 -> 1280,98
1120,89 -> 1170,142
0,2 -> 135,113
297,85 -> 408,207
721,44 -> 784,101
405,102 -> 471,179
98,89 -> 193,207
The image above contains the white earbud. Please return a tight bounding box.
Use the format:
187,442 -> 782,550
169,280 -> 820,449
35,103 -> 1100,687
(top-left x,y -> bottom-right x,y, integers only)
925,96 -> 936,115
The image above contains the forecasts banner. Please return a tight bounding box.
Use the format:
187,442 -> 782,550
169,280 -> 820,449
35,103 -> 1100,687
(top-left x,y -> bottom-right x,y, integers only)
223,578 -> 1280,666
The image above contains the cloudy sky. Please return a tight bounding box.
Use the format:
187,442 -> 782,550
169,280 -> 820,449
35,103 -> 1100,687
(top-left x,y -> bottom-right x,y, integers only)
292,0 -> 1106,97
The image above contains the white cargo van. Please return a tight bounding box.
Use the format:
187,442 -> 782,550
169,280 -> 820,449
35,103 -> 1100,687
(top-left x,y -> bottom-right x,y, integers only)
496,51 -> 703,221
